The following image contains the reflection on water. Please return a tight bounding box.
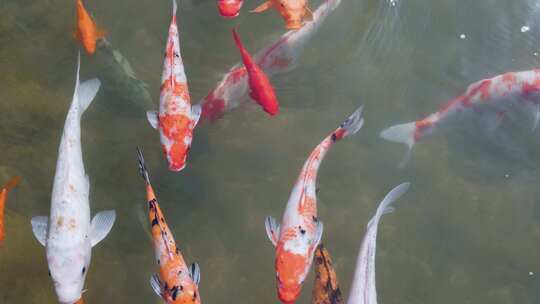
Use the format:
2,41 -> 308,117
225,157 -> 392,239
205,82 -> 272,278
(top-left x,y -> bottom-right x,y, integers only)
1,0 -> 540,303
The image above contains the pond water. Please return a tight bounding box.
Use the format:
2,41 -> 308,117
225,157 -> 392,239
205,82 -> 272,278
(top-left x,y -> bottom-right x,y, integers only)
1,0 -> 540,303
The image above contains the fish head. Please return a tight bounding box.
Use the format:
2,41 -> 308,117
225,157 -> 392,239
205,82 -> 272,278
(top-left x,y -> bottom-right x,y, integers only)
276,0 -> 308,29
218,0 -> 244,18
275,246 -> 309,303
47,242 -> 91,304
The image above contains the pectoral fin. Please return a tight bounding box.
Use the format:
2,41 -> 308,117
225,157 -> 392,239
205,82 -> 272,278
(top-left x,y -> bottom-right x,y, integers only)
265,216 -> 280,247
304,6 -> 314,22
191,104 -> 202,126
190,263 -> 201,285
250,1 -> 273,13
146,111 -> 159,129
150,274 -> 164,297
90,210 -> 116,247
313,221 -> 323,247
31,216 -> 48,246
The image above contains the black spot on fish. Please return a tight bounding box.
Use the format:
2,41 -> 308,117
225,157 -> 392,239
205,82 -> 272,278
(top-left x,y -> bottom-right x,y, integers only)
180,285 -> 184,291
193,291 -> 197,300
312,216 -> 318,222
157,259 -> 161,265
148,198 -> 157,210
151,218 -> 159,226
171,286 -> 179,300
176,247 -> 181,254
174,52 -> 180,58
331,133 -> 337,142
299,226 -> 306,235
160,217 -> 165,222
82,267 -> 86,274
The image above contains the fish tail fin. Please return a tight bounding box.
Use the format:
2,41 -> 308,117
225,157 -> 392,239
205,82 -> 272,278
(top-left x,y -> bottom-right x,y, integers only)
380,121 -> 416,168
231,28 -> 243,51
172,0 -> 178,15
367,182 -> 410,228
332,106 -> 364,141
136,147 -> 151,185
74,52 -> 101,113
2,176 -> 21,193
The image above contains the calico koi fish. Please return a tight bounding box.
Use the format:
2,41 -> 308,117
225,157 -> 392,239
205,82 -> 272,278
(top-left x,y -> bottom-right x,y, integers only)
136,148 -> 201,304
218,0 -> 244,18
232,28 -> 279,116
74,0 -> 106,55
346,183 -> 409,304
147,0 -> 201,172
381,70 -> 540,166
265,107 -> 364,304
311,244 -> 343,304
200,0 -> 342,122
251,0 -> 314,30
0,176 -> 21,247
31,53 -> 116,304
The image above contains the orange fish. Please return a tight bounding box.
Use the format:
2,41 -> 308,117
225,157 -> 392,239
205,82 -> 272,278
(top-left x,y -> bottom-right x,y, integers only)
251,0 -> 313,30
74,0 -> 106,55
0,176 -> 21,247
137,149 -> 202,304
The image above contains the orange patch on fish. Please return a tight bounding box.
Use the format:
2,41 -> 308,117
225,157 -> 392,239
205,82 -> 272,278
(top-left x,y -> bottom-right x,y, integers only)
74,0 -> 106,55
0,176 -> 20,247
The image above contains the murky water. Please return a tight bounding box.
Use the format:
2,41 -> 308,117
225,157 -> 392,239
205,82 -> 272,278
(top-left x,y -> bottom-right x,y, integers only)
2,0 -> 540,303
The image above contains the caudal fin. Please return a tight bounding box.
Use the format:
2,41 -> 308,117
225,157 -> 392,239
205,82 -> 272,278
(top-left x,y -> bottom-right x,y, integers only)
172,0 -> 178,15
380,122 -> 416,167
367,182 -> 410,228
332,106 -> 364,141
74,52 -> 101,114
136,147 -> 151,185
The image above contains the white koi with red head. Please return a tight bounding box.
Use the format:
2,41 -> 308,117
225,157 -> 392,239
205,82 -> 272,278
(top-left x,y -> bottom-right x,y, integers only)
380,69 -> 540,167
346,183 -> 410,304
265,107 -> 364,303
30,53 -> 116,304
147,0 -> 201,172
199,0 -> 341,122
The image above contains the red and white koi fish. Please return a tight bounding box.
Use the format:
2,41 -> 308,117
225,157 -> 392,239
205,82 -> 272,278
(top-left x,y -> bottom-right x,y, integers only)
346,183 -> 409,304
265,107 -> 364,304
137,149 -> 201,304
147,0 -> 201,172
232,28 -> 279,116
381,70 -> 540,166
31,53 -> 116,304
218,0 -> 244,18
0,176 -> 21,247
199,0 -> 342,122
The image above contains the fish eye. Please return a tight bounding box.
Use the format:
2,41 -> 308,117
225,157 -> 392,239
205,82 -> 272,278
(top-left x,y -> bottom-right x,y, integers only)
174,52 -> 180,58
82,267 -> 86,275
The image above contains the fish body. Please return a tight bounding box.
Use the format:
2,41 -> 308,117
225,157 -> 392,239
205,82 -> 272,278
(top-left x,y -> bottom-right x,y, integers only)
380,70 -> 540,166
218,0 -> 244,18
251,0 -> 314,30
346,183 -> 409,304
265,107 -> 364,303
232,29 -> 279,116
311,244 -> 343,304
75,0 -> 105,55
30,53 -> 116,304
147,0 -> 201,172
137,149 -> 201,304
200,0 -> 341,122
0,176 -> 21,247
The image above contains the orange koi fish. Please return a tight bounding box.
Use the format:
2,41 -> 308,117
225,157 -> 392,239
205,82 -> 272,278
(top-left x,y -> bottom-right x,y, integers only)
0,176 -> 21,247
137,148 -> 201,304
265,107 -> 364,304
147,0 -> 201,172
74,0 -> 106,55
251,0 -> 313,30
232,28 -> 279,116
218,0 -> 244,18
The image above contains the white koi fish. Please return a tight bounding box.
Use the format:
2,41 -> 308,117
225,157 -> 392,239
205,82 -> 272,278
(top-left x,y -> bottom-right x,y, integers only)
265,106 -> 364,303
199,0 -> 342,122
380,70 -> 540,166
346,183 -> 410,304
31,53 -> 116,304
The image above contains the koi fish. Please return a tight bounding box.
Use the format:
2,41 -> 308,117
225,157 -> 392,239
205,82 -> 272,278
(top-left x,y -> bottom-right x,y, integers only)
30,53 -> 116,304
346,183 -> 409,304
0,176 -> 21,247
136,148 -> 201,304
147,0 -> 201,172
74,0 -> 106,55
311,244 -> 343,304
218,0 -> 244,18
232,28 -> 279,116
200,0 -> 341,122
251,0 -> 314,30
381,70 -> 540,166
265,107 -> 364,304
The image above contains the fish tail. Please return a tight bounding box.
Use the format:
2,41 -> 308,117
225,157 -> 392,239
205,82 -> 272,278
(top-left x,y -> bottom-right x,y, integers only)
172,0 -> 178,15
136,147 -> 151,185
367,182 -> 410,228
232,28 -> 250,61
380,121 -> 416,168
74,52 -> 101,114
332,106 -> 364,142
2,176 -> 21,193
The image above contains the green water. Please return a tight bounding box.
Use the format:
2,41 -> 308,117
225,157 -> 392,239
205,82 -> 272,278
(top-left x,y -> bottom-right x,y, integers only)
2,0 -> 540,303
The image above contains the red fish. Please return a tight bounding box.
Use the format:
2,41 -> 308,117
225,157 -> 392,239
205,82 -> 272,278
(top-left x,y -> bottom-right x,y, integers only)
232,29 -> 280,116
0,176 -> 21,247
218,0 -> 244,18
